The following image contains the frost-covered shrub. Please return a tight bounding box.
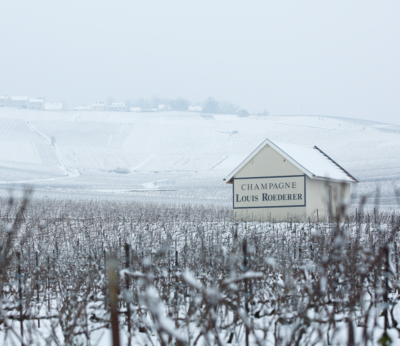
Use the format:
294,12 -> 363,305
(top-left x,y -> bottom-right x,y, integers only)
0,195 -> 399,345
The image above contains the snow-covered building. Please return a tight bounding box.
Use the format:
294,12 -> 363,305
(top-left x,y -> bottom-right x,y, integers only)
224,139 -> 358,222
28,98 -> 45,110
130,107 -> 141,112
90,102 -> 105,111
188,106 -> 202,112
10,96 -> 29,108
109,103 -> 126,112
0,96 -> 10,107
44,102 -> 64,111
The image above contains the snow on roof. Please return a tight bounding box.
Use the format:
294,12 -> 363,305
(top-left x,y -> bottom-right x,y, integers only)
29,98 -> 44,103
224,138 -> 358,183
44,103 -> 63,110
10,96 -> 28,101
0,95 -> 9,100
274,141 -> 358,182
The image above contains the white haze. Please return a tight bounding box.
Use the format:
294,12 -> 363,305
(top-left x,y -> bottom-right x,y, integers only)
0,1 -> 399,125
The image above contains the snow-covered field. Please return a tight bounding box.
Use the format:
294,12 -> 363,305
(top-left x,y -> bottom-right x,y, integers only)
0,107 -> 399,206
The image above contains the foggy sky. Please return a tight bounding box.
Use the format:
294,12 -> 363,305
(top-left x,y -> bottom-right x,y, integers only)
1,1 -> 399,125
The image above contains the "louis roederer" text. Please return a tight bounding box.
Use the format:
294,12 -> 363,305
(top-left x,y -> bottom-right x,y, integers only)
235,180 -> 303,203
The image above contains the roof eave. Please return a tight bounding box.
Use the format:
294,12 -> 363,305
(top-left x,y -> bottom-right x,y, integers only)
313,146 -> 359,183
311,175 -> 357,184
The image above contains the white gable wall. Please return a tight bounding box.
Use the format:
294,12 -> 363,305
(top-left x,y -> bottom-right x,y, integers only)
234,144 -> 303,178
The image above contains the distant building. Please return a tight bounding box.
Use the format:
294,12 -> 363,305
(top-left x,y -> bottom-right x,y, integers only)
10,96 -> 28,108
74,105 -> 91,111
158,104 -> 171,111
45,102 -> 64,111
28,98 -> 45,110
130,107 -> 141,112
141,108 -> 158,112
109,103 -> 126,112
188,106 -> 202,112
90,102 -> 105,111
0,95 -> 10,107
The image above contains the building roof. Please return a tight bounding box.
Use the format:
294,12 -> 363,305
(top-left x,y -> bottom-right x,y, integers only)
224,138 -> 358,183
29,98 -> 45,103
44,102 -> 64,110
10,96 -> 28,101
0,95 -> 9,100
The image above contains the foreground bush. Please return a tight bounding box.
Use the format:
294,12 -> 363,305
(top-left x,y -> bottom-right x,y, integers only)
0,193 -> 399,345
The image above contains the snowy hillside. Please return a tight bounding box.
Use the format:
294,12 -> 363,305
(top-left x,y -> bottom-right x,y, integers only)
0,107 -> 399,205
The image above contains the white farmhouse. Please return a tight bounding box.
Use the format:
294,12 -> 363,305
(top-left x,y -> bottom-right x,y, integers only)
0,96 -> 10,107
28,98 -> 45,110
224,139 -> 358,222
10,96 -> 29,108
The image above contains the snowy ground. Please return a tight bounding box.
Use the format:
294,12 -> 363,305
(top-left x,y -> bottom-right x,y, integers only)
0,107 -> 399,206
